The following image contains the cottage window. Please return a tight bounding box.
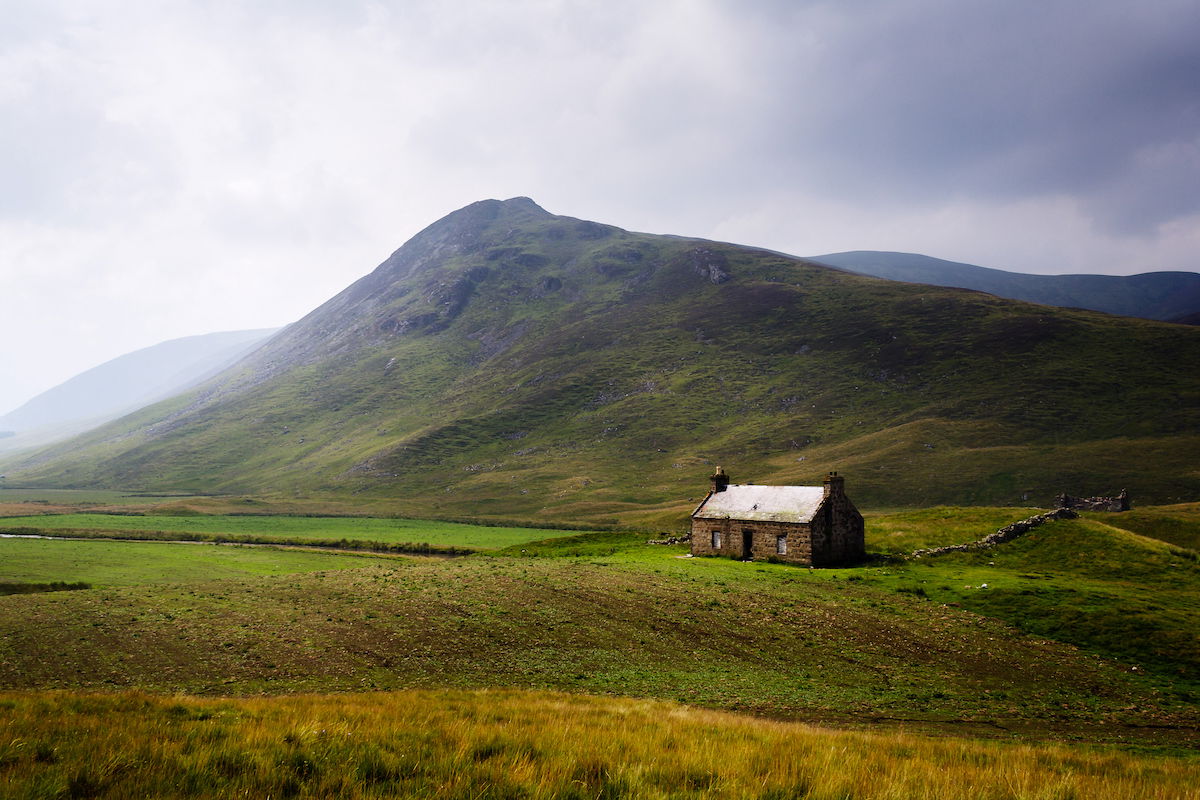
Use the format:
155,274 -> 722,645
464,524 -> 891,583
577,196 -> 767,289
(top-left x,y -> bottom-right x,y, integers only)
776,535 -> 787,555
711,531 -> 721,548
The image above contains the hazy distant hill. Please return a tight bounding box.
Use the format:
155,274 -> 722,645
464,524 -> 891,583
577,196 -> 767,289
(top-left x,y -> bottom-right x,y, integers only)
0,329 -> 276,453
811,251 -> 1200,322
4,199 -> 1197,521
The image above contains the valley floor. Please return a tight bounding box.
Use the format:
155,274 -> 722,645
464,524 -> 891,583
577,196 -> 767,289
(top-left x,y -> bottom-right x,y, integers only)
1,497 -> 1198,796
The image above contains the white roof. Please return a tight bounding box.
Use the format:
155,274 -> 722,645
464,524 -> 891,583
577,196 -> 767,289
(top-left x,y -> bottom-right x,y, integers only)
692,484 -> 825,524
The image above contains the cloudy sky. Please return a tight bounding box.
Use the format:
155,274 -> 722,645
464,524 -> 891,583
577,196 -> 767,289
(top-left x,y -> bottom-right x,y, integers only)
2,0 -> 1198,414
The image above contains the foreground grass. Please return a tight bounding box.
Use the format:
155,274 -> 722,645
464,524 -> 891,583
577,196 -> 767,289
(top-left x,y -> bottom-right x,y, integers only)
2,689 -> 1196,800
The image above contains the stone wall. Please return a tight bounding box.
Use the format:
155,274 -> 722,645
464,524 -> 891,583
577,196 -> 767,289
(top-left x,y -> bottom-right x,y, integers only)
910,507 -> 1078,558
689,517 -> 815,565
809,491 -> 865,566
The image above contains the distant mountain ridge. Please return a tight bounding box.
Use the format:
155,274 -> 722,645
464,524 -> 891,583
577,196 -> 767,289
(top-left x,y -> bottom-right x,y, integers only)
3,199 -> 1197,521
0,328 -> 277,453
811,251 -> 1200,323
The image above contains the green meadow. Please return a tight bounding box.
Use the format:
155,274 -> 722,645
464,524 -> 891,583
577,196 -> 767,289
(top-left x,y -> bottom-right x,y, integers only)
0,513 -> 583,551
0,538 -> 390,587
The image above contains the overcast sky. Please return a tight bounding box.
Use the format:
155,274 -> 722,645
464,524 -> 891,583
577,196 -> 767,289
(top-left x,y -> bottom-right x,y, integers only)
2,0 -> 1198,414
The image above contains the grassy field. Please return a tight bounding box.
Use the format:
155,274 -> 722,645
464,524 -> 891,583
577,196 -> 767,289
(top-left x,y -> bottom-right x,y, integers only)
0,506 -> 1196,746
0,502 -> 1196,795
0,513 -> 584,550
2,689 -> 1196,800
853,517 -> 1200,685
862,505 -> 1038,553
1093,503 -> 1200,550
0,538 -> 392,587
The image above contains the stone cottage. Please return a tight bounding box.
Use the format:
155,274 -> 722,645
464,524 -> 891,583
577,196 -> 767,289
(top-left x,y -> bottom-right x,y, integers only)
690,468 -> 865,566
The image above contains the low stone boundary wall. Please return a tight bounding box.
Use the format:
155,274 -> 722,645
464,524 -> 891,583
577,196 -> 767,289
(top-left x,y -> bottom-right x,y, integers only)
910,507 -> 1078,559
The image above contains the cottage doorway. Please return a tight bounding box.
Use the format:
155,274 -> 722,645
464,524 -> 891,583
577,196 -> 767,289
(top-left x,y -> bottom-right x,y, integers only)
741,529 -> 754,560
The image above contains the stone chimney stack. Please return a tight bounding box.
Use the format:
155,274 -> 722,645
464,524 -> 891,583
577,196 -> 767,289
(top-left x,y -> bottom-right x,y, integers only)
711,466 -> 730,493
823,471 -> 844,499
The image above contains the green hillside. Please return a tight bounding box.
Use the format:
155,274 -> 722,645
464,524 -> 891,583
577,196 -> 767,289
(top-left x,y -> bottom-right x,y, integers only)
4,198 -> 1198,524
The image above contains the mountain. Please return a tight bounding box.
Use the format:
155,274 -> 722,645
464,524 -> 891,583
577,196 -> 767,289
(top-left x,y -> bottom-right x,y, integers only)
811,251 -> 1200,322
0,329 -> 277,454
3,198 -> 1198,523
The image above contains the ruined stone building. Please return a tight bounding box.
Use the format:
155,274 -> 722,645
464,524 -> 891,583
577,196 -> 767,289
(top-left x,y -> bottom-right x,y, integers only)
1054,489 -> 1130,512
690,468 -> 865,566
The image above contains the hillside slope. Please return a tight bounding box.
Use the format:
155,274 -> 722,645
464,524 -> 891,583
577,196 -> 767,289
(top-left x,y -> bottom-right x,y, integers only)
0,328 -> 277,454
812,250 -> 1200,322
3,198 -> 1198,521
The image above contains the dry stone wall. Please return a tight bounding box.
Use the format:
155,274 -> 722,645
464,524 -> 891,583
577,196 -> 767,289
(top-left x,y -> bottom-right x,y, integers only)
910,508 -> 1078,559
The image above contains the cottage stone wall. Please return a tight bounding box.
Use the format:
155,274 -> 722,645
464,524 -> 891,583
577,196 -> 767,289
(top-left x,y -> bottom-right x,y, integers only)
808,491 -> 865,566
690,517 -> 815,564
690,474 -> 866,566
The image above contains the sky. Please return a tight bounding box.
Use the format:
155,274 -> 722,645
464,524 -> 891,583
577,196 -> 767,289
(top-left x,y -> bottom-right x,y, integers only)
2,0 -> 1199,414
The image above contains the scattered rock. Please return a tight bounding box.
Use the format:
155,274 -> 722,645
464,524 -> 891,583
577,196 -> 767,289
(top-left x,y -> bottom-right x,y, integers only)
648,535 -> 691,545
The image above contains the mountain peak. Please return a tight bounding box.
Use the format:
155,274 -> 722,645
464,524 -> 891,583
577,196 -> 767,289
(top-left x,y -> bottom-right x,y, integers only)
499,196 -> 548,213
431,196 -> 551,230
372,197 -> 553,282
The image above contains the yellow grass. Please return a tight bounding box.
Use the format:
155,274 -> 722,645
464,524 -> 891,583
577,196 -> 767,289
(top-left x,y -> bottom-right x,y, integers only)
1,689 -> 1196,799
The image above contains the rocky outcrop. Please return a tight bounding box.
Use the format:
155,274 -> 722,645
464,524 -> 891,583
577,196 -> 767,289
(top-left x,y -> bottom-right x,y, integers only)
678,247 -> 731,284
910,508 -> 1078,558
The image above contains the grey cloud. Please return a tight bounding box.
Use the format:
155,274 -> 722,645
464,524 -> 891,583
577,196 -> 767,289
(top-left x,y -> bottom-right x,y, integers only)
1,0 -> 1197,414
720,0 -> 1200,232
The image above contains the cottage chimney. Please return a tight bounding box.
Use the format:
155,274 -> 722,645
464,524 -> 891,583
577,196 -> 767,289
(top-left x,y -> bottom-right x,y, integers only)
823,471 -> 844,499
711,466 -> 730,493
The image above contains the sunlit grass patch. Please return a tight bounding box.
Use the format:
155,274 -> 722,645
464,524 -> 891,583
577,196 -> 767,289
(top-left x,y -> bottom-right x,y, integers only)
0,513 -> 587,550
0,537 -> 389,587
862,505 -> 1039,554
